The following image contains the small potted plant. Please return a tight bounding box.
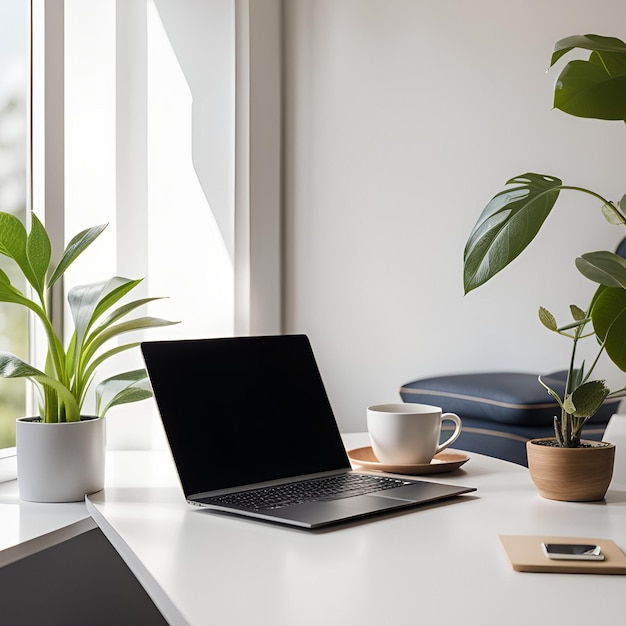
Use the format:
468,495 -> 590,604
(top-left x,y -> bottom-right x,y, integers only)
463,34 -> 626,501
0,210 -> 176,502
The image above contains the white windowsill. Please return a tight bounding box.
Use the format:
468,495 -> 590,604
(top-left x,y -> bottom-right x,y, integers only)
0,448 -> 17,484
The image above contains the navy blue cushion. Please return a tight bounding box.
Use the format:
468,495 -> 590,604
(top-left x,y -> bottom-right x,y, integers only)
399,371 -> 619,427
438,420 -> 607,466
400,370 -> 620,466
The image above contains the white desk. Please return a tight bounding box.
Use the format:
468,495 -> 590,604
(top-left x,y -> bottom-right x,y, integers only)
0,471 -> 93,567
86,433 -> 626,626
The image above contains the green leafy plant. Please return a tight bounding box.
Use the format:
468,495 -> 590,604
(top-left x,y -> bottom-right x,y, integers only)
0,211 -> 177,423
463,34 -> 626,447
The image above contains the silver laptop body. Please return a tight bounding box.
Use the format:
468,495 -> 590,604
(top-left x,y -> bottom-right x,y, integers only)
141,334 -> 475,529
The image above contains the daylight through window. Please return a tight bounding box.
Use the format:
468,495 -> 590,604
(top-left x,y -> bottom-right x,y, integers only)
0,2 -> 29,449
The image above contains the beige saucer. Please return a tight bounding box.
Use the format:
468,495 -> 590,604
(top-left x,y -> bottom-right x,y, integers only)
347,446 -> 469,475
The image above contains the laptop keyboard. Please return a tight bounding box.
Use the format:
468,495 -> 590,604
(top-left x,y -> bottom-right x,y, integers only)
206,473 -> 413,511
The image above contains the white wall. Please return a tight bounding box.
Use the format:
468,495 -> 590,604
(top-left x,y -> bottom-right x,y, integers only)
283,0 -> 626,432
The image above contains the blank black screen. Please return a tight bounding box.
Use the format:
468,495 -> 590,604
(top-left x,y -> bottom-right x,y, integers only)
141,335 -> 350,497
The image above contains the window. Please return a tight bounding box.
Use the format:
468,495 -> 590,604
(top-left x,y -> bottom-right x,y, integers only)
1,0 -> 281,473
0,1 -> 29,450
62,0 -> 237,448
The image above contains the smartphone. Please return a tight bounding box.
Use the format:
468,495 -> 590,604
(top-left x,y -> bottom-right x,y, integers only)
542,543 -> 604,561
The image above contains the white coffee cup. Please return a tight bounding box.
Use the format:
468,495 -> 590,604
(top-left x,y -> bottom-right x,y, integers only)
367,403 -> 462,465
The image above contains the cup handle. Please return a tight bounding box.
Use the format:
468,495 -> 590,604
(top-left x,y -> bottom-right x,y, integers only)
436,413 -> 462,455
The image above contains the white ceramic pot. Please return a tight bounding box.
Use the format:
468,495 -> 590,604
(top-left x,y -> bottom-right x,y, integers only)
16,416 -> 106,502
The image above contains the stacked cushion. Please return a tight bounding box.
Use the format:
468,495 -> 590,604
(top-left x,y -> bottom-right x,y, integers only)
399,371 -> 620,466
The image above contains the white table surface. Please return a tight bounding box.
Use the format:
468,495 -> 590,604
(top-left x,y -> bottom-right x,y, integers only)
0,471 -> 93,567
86,433 -> 626,626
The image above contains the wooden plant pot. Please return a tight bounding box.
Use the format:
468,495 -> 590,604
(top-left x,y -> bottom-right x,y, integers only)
16,416 -> 106,503
526,438 -> 615,502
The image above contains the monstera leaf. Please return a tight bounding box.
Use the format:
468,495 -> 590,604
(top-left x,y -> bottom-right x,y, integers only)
550,34 -> 626,121
576,250 -> 626,289
575,252 -> 626,372
589,286 -> 626,372
464,173 -> 562,293
463,34 -> 626,446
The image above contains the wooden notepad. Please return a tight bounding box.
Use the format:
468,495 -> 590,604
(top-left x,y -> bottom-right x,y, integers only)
499,535 -> 626,575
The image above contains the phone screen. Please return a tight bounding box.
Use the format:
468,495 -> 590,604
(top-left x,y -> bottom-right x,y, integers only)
545,544 -> 598,555
542,543 -> 604,560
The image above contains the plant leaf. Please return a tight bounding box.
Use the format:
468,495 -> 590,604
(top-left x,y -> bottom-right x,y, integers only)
589,286 -> 626,371
82,317 -> 178,368
576,250 -> 626,289
570,380 -> 609,418
47,224 -> 107,289
0,269 -> 64,379
0,352 -> 80,421
601,202 -> 626,224
26,213 -> 51,293
550,34 -> 626,67
563,394 -> 576,415
464,174 -> 562,293
91,297 -> 166,335
99,386 -> 153,417
538,306 -> 557,331
0,268 -> 26,300
0,270 -> 47,316
81,342 -> 142,393
555,318 -> 589,333
0,351 -> 46,379
0,212 -> 39,291
95,369 -> 153,417
68,277 -> 137,357
69,278 -> 145,348
570,304 -> 586,321
89,278 -> 144,322
550,34 -> 626,121
554,56 -> 626,120
538,376 -> 565,409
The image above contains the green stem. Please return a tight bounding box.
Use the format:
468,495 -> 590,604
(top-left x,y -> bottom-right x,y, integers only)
564,409 -> 572,447
565,319 -> 583,398
560,186 -> 626,224
36,311 -> 66,386
30,289 -> 71,420
20,294 -> 66,391
581,336 -> 607,386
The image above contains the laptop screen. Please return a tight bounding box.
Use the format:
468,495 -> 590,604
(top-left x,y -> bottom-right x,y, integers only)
141,335 -> 350,497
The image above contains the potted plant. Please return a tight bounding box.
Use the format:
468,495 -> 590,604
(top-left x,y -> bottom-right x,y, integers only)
463,34 -> 626,501
0,211 -> 176,501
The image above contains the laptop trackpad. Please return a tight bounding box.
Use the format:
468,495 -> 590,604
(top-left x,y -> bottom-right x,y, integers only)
380,481 -> 472,503
265,495 -> 414,527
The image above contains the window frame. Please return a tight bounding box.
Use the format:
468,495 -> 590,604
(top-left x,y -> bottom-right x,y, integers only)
0,0 -> 283,480
0,0 -> 47,478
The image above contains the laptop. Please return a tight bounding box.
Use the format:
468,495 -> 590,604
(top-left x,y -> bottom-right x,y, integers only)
141,334 -> 476,529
